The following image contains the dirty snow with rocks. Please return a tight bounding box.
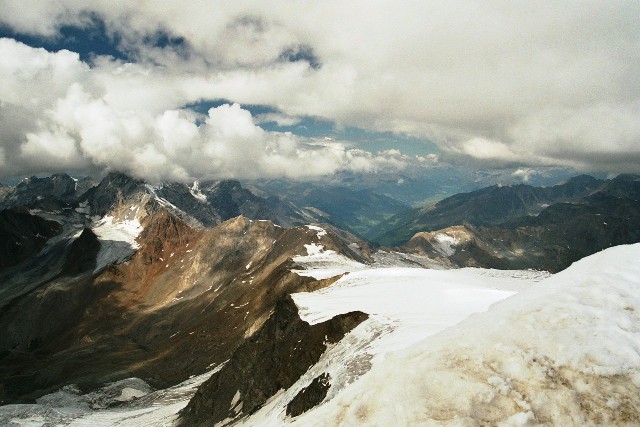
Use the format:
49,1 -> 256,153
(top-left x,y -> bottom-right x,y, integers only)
0,367 -> 222,426
291,243 -> 367,280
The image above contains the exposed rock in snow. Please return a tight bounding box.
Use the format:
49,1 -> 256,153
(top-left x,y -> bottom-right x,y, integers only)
179,296 -> 367,426
305,225 -> 327,238
286,373 -> 331,417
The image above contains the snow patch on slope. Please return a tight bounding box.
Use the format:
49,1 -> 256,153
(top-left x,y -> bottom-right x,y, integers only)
92,215 -> 143,272
292,244 -> 367,280
433,232 -> 459,256
189,181 -> 208,203
305,225 -> 327,238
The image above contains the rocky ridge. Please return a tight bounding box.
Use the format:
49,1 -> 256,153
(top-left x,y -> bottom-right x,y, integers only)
0,172 -> 370,405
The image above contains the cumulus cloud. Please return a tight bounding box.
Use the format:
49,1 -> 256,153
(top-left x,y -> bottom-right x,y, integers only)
0,1 -> 639,177
0,39 -> 405,181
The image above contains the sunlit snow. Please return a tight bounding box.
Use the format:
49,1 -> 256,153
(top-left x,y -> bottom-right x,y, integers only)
285,244 -> 640,426
234,244 -> 640,425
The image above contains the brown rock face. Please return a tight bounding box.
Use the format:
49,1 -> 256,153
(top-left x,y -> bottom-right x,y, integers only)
179,296 -> 368,426
0,204 -> 366,404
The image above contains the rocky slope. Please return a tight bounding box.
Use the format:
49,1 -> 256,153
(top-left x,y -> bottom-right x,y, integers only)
0,173 -> 370,405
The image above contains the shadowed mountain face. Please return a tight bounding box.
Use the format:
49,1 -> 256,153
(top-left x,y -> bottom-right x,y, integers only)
374,175 -> 604,246
403,175 -> 640,272
0,209 -> 63,272
200,179 -> 310,227
0,174 -> 77,210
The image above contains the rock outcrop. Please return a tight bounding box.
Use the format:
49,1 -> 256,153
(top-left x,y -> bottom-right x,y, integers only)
179,297 -> 367,426
286,373 -> 332,417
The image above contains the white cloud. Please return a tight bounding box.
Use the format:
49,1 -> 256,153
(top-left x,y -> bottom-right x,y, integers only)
0,39 -> 405,181
0,1 -> 639,176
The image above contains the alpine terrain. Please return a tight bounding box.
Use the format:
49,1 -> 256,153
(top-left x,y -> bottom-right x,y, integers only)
0,173 -> 638,426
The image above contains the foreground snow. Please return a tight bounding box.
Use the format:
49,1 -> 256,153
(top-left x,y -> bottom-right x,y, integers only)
240,260 -> 546,425
283,244 -> 640,426
293,268 -> 523,357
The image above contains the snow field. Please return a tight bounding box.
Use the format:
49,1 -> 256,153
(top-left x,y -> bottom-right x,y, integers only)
288,244 -> 640,426
241,253 -> 544,425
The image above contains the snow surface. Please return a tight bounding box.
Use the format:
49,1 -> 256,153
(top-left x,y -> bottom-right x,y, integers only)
239,264 -> 532,425
92,215 -> 143,272
235,244 -> 640,426
285,244 -> 640,426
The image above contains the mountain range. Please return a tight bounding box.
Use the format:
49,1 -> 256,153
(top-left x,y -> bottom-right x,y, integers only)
0,172 -> 369,404
0,171 -> 639,425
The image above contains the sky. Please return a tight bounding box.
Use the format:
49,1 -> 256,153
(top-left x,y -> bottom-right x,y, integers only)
0,1 -> 638,183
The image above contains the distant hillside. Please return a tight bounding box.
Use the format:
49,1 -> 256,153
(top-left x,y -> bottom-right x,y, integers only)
402,174 -> 640,272
373,175 -> 604,246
